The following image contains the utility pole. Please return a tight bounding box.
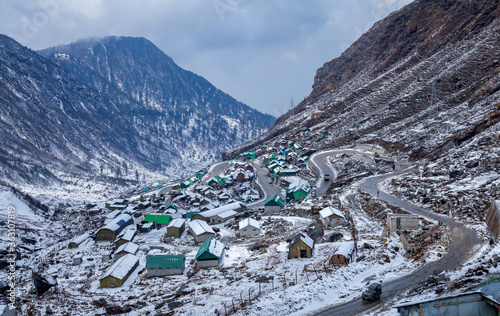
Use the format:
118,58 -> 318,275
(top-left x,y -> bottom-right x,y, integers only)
289,96 -> 294,119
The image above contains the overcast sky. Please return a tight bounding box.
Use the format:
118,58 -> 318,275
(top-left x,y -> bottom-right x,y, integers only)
0,0 -> 413,117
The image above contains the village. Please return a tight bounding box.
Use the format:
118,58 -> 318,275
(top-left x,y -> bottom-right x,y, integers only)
13,128 -> 498,316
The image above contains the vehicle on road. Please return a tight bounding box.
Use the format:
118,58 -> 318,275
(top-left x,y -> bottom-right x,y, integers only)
324,174 -> 330,181
362,283 -> 382,301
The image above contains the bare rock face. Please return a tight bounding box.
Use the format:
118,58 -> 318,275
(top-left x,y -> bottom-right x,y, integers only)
229,0 -> 500,162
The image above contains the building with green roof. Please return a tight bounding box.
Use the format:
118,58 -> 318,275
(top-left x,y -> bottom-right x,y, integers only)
146,254 -> 185,276
144,214 -> 172,228
264,195 -> 285,213
195,237 -> 225,268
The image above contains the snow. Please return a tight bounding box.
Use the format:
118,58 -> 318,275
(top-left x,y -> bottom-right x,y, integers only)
188,219 -> 215,236
167,218 -> 185,228
207,238 -> 225,258
218,210 -> 237,219
334,241 -> 355,257
101,254 -> 139,280
319,206 -> 344,219
290,232 -> 314,249
100,214 -> 132,232
239,218 -> 260,230
115,242 -> 139,255
197,201 -> 244,218
71,233 -> 90,245
118,228 -> 136,241
0,188 -> 44,222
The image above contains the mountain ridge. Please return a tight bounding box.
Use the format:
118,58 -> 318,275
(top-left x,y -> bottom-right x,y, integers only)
0,35 -> 274,186
224,0 -> 500,160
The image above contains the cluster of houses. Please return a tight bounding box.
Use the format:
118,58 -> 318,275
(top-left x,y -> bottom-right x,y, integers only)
66,149 -> 356,292
68,194 -> 267,289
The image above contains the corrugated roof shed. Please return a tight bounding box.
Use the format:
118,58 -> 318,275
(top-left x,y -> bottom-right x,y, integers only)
101,254 -> 139,280
196,202 -> 244,219
115,242 -> 139,255
144,214 -> 171,225
146,254 -> 185,269
239,218 -> 260,230
195,237 -> 225,260
71,233 -> 90,245
189,219 -> 215,236
102,214 -> 132,232
289,233 -> 314,249
265,195 -> 285,207
167,218 -> 185,228
319,206 -> 344,219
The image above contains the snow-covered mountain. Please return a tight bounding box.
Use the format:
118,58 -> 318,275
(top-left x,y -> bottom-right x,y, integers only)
226,0 -> 500,160
0,35 -> 274,186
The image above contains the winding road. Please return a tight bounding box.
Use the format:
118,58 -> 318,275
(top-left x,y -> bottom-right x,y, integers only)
310,151 -> 482,316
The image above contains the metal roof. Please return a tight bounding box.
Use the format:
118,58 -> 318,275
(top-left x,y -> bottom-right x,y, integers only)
145,254 -> 185,269
195,237 -> 224,260
144,214 -> 171,224
265,194 -> 285,207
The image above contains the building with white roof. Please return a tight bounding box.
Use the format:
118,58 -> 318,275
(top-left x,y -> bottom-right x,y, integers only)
188,219 -> 215,243
212,210 -> 237,224
239,218 -> 261,237
96,214 -> 133,241
191,202 -> 246,223
114,242 -> 139,261
99,254 -> 139,288
319,206 -> 345,227
115,229 -> 136,250
68,233 -> 90,249
330,242 -> 355,265
166,218 -> 186,238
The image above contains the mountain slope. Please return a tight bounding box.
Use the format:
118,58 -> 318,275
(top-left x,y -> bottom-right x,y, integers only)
225,0 -> 500,160
0,34 -> 168,185
0,35 -> 274,186
38,36 -> 275,163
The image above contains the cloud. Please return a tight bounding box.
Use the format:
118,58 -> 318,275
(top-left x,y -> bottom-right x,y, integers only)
0,0 -> 415,115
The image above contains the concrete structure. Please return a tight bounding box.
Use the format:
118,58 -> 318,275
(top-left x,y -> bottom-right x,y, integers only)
68,233 -> 90,249
146,254 -> 185,276
288,233 -> 314,259
387,213 -> 419,232
191,202 -> 246,224
166,218 -> 186,238
114,242 -> 139,261
330,242 -> 355,265
188,219 -> 216,243
319,206 -> 345,227
99,254 -> 139,288
95,214 -> 134,241
264,195 -> 285,213
394,291 -> 500,316
195,237 -> 225,268
486,200 -> 500,242
239,218 -> 260,237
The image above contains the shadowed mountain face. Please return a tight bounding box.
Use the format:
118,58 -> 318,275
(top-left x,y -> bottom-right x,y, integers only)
226,0 -> 500,160
0,35 -> 274,185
